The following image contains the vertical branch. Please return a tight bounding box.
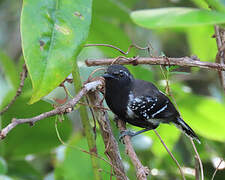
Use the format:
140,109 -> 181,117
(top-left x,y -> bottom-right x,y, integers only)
191,140 -> 204,180
214,25 -> 225,93
88,90 -> 128,180
0,64 -> 27,115
211,158 -> 223,180
72,62 -> 101,180
195,156 -> 200,180
117,120 -> 150,180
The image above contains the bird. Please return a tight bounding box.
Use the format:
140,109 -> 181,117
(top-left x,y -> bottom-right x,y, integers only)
102,64 -> 200,143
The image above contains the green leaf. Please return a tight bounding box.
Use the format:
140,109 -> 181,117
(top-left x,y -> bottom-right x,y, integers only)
178,94 -> 225,142
0,52 -> 20,110
148,125 -> 180,157
7,160 -> 42,180
21,0 -> 92,104
0,51 -> 19,89
131,8 -> 225,29
186,26 -> 217,62
1,93 -> 72,157
92,0 -> 130,23
129,65 -> 154,82
0,157 -> 7,174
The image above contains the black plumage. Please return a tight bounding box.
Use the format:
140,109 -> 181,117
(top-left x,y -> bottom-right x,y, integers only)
103,64 -> 200,143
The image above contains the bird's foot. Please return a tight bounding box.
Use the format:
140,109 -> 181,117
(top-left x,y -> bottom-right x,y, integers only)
119,130 -> 136,143
113,116 -> 120,128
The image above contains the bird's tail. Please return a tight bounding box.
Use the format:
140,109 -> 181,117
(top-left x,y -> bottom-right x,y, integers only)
174,117 -> 200,144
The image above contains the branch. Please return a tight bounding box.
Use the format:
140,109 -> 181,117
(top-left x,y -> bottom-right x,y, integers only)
88,91 -> 128,180
0,80 -> 104,140
191,139 -> 204,180
72,60 -> 101,180
214,25 -> 225,92
211,158 -> 223,180
85,56 -> 225,71
195,156 -> 200,180
0,64 -> 28,115
117,119 -> 150,180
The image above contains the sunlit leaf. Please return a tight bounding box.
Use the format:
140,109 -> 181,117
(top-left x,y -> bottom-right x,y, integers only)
147,125 -> 180,157
186,26 -> 217,62
21,0 -> 92,104
178,94 -> 225,142
131,8 -> 225,29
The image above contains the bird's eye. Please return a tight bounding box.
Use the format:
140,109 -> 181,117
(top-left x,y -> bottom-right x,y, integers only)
119,71 -> 124,77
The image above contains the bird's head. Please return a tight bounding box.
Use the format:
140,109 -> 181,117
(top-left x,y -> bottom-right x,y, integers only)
102,65 -> 134,86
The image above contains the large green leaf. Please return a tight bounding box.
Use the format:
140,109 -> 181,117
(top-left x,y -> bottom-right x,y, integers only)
186,26 -> 217,62
131,8 -> 225,29
146,124 -> 180,157
21,0 -> 92,104
178,94 -> 225,142
1,83 -> 72,157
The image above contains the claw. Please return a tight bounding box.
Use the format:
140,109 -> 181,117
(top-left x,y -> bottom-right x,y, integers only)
114,116 -> 119,128
119,130 -> 136,142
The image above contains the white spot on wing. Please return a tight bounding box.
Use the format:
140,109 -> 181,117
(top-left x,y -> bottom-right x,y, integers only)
152,104 -> 168,118
126,92 -> 136,118
127,106 -> 136,118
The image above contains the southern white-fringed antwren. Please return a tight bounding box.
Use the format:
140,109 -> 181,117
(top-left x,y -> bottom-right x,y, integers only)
103,64 -> 200,143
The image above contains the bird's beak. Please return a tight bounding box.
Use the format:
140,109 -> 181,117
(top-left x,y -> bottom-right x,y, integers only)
102,73 -> 115,79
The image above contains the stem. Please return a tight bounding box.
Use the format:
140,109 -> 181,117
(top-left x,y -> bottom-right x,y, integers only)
72,61 -> 101,180
117,119 -> 150,180
153,130 -> 186,180
191,140 -> 204,180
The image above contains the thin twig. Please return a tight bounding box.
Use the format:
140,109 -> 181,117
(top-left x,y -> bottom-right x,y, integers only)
211,158 -> 223,180
0,64 -> 28,115
0,80 -> 104,139
214,25 -> 225,92
85,56 -> 225,71
153,129 -> 186,180
195,156 -> 200,180
117,119 -> 150,180
190,139 -> 204,180
84,43 -> 151,55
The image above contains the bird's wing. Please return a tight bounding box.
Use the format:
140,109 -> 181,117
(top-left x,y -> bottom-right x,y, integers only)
133,79 -> 161,97
128,79 -> 179,120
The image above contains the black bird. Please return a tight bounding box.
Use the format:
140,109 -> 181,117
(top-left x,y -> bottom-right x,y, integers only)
103,64 -> 200,143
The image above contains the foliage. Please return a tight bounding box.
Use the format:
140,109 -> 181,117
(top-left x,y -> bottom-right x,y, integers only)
0,0 -> 225,179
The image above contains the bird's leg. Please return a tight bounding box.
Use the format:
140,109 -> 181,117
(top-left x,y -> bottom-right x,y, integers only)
113,116 -> 121,128
119,128 -> 152,142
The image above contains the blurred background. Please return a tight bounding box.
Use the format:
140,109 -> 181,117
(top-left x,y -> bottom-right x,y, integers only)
0,0 -> 225,179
